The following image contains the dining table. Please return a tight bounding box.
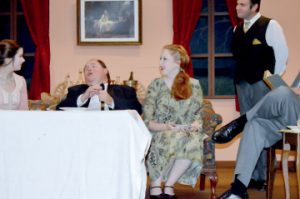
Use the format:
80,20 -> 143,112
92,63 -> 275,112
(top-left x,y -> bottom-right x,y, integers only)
0,110 -> 151,199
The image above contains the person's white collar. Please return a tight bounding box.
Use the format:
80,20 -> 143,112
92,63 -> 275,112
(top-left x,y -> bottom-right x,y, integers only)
102,82 -> 108,91
245,12 -> 261,26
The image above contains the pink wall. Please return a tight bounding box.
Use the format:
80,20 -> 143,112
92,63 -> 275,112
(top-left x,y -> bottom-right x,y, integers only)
50,0 -> 173,88
50,0 -> 300,161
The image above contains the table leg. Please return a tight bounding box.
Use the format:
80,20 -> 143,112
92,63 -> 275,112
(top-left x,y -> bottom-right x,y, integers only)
282,136 -> 291,199
297,134 -> 300,199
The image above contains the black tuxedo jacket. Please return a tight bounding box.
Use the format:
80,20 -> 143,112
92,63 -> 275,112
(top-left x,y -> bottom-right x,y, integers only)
56,84 -> 142,114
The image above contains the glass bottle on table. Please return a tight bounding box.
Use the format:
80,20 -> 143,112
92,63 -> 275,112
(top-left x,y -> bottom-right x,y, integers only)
129,71 -> 134,81
124,71 -> 137,89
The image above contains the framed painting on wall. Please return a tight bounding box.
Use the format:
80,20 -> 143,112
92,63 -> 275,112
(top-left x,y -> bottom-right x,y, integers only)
77,0 -> 142,45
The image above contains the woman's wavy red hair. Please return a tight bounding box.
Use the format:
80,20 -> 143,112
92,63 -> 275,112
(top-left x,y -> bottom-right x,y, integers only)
163,44 -> 192,100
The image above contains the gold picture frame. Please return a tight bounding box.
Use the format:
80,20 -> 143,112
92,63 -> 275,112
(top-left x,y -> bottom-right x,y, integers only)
77,0 -> 142,45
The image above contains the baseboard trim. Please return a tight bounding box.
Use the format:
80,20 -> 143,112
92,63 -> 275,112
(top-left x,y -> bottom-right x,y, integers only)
216,161 -> 235,168
216,161 -> 296,171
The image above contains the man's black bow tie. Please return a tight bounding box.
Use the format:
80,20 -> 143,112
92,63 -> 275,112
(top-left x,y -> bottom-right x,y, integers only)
100,83 -> 105,90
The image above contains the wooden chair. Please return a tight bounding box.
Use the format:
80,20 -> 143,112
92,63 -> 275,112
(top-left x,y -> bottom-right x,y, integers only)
266,140 -> 283,199
266,132 -> 300,199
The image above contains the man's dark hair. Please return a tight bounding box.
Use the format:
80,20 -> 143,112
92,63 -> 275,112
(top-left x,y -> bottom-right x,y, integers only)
250,0 -> 261,12
96,59 -> 111,84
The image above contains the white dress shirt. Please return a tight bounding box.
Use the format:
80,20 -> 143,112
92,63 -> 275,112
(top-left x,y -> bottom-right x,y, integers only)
76,83 -> 114,110
238,13 -> 288,75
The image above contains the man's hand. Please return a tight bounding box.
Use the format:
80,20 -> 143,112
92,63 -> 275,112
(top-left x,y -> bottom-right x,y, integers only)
98,90 -> 113,105
81,85 -> 101,102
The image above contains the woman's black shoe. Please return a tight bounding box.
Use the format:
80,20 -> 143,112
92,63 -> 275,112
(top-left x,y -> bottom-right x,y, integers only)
149,194 -> 164,199
163,186 -> 177,199
149,186 -> 163,199
163,193 -> 177,199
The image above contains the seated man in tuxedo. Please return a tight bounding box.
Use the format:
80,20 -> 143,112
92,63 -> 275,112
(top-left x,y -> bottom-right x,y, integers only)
212,85 -> 300,199
56,59 -> 142,114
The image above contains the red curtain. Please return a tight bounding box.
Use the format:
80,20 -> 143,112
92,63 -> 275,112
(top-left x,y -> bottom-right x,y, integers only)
172,0 -> 203,77
226,0 -> 240,111
20,0 -> 50,99
226,0 -> 239,26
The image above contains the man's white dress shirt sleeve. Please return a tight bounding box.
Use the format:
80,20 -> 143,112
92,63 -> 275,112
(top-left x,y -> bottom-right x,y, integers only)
266,20 -> 288,75
77,94 -> 88,107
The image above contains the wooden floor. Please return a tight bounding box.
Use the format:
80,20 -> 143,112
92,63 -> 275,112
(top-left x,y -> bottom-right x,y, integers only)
145,168 -> 298,199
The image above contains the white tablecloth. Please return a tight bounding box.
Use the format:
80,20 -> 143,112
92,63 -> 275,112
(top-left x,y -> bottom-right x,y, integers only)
0,110 -> 151,199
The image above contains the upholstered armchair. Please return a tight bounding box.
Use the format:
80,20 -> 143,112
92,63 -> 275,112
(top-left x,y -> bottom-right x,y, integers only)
199,99 -> 222,199
28,72 -> 83,110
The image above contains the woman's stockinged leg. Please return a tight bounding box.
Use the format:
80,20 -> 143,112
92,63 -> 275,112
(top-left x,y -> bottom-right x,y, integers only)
164,159 -> 192,195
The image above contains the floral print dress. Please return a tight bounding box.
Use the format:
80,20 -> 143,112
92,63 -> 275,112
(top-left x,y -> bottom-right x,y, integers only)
143,77 -> 205,187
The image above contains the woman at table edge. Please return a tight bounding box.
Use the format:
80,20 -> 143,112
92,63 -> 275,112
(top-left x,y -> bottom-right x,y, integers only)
0,39 -> 28,110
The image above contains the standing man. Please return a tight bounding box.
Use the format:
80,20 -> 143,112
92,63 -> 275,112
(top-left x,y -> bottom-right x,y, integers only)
233,0 -> 288,114
218,0 -> 288,193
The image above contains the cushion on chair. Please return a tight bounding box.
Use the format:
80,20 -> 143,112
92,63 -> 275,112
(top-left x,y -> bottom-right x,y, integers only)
28,74 -> 75,110
28,92 -> 61,110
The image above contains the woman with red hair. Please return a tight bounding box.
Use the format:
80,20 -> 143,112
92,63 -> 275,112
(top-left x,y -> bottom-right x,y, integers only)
144,44 -> 205,199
